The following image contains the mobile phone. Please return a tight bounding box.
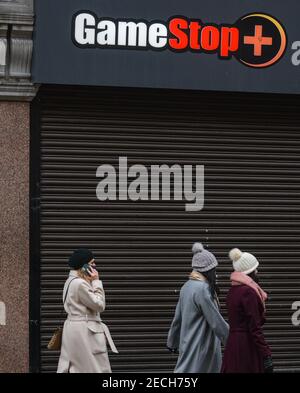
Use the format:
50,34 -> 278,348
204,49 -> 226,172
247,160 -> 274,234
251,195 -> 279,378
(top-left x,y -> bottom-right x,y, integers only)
81,263 -> 92,276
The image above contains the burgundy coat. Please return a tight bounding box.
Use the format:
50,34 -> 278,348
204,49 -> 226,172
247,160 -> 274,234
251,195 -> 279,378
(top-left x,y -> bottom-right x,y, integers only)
221,285 -> 271,373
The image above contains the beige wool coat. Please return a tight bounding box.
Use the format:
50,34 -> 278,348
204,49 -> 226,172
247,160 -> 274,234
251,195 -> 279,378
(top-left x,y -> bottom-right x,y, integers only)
57,271 -> 118,373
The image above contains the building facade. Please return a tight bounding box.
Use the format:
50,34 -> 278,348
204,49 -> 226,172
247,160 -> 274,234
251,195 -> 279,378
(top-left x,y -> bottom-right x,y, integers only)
1,0 -> 300,373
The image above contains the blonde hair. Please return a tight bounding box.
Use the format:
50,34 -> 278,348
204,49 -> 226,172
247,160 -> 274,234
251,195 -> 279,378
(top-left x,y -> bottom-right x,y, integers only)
77,269 -> 89,281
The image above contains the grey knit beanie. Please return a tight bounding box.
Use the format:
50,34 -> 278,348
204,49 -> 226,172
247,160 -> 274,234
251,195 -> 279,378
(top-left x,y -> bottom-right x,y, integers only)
192,243 -> 218,272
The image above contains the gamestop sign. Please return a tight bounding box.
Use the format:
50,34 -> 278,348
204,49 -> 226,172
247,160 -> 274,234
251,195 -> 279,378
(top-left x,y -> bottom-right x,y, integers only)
73,13 -> 240,57
73,12 -> 286,68
33,1 -> 300,94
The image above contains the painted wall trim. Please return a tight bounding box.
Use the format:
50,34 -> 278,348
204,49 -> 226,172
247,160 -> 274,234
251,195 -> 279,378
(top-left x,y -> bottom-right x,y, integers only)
0,302 -> 6,326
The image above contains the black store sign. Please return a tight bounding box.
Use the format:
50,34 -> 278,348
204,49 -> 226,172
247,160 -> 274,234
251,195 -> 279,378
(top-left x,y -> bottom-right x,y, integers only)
33,0 -> 300,94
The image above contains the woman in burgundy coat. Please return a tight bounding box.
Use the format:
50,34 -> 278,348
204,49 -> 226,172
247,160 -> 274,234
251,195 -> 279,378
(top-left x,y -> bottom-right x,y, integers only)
221,248 -> 273,373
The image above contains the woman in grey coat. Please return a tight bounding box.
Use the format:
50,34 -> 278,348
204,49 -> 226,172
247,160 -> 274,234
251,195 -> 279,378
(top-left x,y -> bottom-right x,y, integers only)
167,243 -> 229,373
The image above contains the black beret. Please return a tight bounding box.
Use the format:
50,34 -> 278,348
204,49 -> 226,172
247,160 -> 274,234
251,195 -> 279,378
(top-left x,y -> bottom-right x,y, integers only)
68,248 -> 94,270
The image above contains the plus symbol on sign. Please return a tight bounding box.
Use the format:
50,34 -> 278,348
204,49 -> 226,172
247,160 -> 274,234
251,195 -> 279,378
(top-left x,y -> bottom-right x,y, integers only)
243,25 -> 273,56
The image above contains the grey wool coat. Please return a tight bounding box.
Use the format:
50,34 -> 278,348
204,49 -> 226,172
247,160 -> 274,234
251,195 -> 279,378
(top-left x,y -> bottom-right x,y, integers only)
57,271 -> 118,373
167,278 -> 229,373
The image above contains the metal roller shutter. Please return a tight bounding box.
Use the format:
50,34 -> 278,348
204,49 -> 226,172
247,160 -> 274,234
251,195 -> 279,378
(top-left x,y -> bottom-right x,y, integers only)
34,85 -> 300,373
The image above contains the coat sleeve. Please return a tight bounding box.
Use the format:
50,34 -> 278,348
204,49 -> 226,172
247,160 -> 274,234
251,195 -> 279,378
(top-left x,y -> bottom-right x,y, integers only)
241,288 -> 272,358
77,279 -> 106,312
167,300 -> 182,350
197,285 -> 229,345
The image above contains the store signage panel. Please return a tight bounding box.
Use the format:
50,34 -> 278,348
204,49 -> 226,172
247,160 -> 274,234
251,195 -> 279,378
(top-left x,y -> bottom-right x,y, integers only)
33,0 -> 300,94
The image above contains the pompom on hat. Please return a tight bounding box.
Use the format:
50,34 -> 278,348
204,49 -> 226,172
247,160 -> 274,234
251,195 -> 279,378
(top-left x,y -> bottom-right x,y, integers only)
229,248 -> 259,275
191,242 -> 218,272
68,248 -> 94,270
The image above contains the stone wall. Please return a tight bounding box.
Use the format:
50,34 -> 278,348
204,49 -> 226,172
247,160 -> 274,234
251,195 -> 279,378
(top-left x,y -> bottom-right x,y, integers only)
0,101 -> 30,372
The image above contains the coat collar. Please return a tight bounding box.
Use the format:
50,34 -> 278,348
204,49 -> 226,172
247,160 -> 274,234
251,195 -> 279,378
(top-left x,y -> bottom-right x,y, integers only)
69,270 -> 79,278
189,270 -> 207,281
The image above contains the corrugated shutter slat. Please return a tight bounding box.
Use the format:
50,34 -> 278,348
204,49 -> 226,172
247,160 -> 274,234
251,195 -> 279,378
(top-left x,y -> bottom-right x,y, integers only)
37,86 -> 300,373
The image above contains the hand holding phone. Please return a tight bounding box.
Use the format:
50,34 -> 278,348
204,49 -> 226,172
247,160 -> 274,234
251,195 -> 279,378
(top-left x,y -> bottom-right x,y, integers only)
81,264 -> 99,281
81,264 -> 92,276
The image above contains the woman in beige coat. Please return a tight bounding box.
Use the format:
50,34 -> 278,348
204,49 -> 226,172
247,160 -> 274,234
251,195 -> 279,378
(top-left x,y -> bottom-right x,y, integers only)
57,249 -> 118,373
